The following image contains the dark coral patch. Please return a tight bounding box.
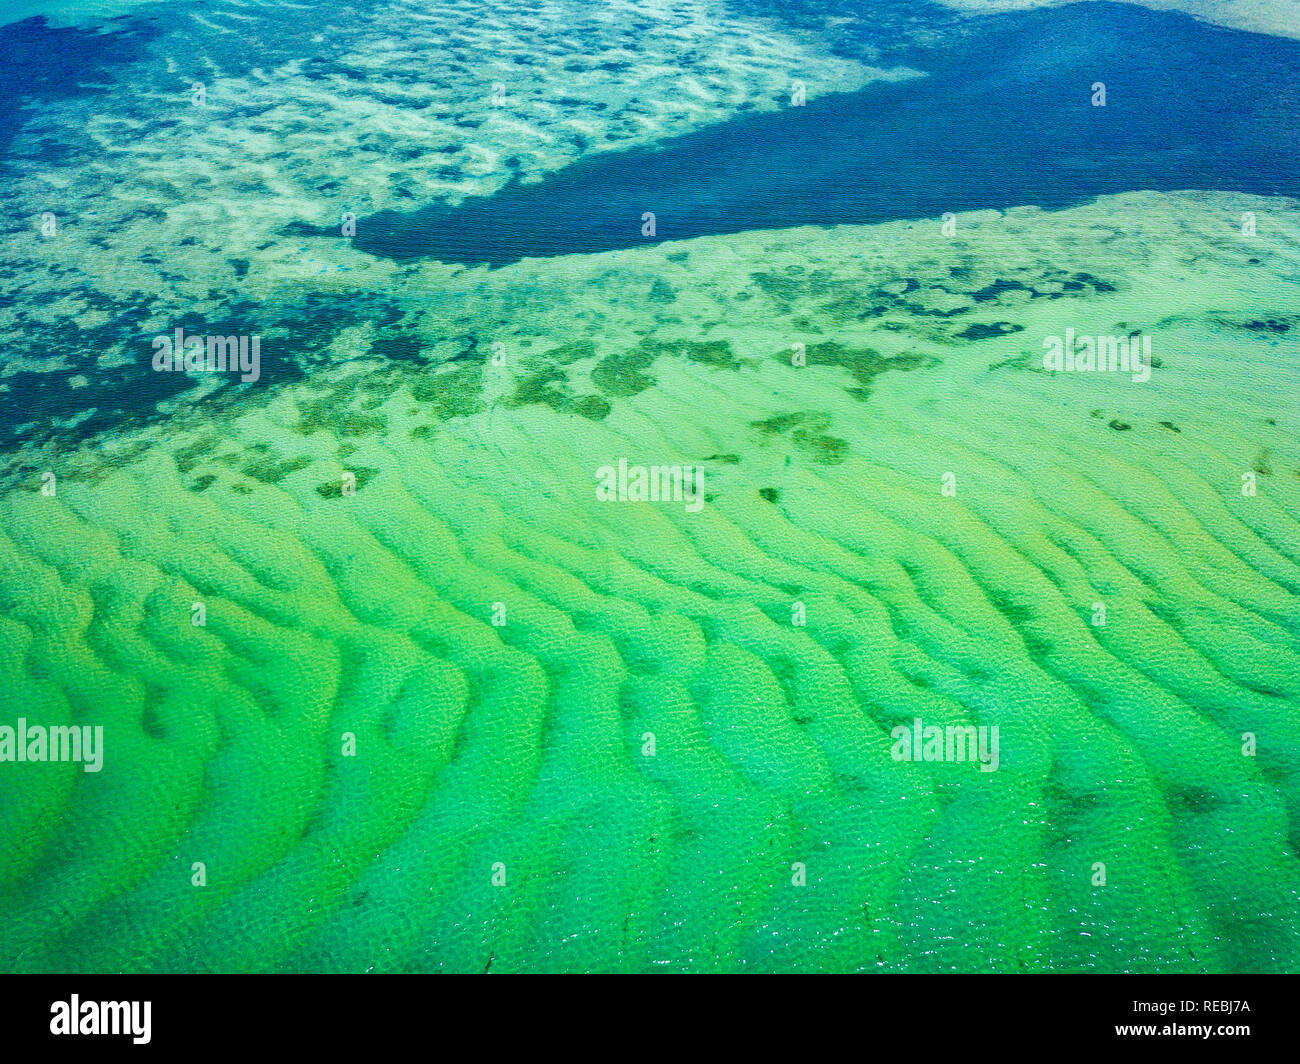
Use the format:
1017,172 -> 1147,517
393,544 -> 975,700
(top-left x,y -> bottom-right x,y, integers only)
592,346 -> 659,397
411,364 -> 486,420
775,340 -> 937,400
956,322 -> 1023,341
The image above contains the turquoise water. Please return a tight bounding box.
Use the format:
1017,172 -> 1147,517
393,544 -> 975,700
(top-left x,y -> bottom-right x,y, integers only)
355,2 -> 1300,264
0,0 -> 1297,974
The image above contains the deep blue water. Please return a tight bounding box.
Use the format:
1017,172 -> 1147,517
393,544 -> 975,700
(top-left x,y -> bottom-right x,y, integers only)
354,1 -> 1300,266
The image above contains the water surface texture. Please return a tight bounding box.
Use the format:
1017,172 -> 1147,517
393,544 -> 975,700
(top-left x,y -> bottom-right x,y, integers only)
355,3 -> 1300,265
0,0 -> 1297,974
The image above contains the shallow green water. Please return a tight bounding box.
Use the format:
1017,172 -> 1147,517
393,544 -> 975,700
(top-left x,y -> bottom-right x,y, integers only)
0,0 -> 1297,973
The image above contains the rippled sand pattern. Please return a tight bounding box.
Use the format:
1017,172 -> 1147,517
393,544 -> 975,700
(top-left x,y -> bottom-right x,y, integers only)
1,192 -> 1297,972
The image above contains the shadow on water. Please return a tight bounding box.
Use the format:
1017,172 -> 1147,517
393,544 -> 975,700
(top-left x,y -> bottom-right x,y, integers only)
352,1 -> 1300,267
